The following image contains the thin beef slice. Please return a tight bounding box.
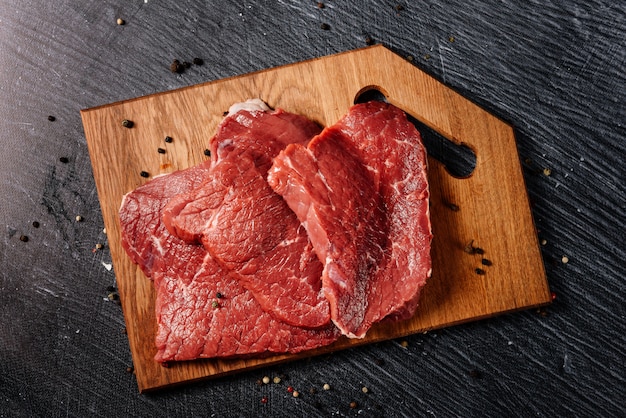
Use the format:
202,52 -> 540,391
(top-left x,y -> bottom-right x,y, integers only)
267,101 -> 432,338
163,105 -> 331,329
119,164 -> 339,363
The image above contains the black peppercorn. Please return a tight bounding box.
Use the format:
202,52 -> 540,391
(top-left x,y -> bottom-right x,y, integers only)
157,147 -> 166,154
365,36 -> 374,45
170,59 -> 183,73
59,157 -> 69,164
47,115 -> 56,122
193,57 -> 203,65
475,268 -> 486,275
204,149 -> 211,157
481,258 -> 492,266
320,23 -> 330,30
32,221 -> 40,228
165,136 -> 173,143
122,119 -> 134,128
140,171 -> 149,178
19,235 -> 29,242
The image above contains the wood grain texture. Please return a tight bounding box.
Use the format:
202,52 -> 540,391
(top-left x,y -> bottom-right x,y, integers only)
81,45 -> 550,391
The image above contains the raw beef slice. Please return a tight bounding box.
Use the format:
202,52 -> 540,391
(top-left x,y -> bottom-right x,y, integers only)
119,163 -> 340,362
163,104 -> 331,329
268,101 -> 432,338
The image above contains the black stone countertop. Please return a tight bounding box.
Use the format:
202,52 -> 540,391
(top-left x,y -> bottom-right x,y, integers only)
1,1 -> 624,417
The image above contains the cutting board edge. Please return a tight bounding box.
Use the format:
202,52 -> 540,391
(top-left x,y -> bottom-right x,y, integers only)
138,297 -> 553,393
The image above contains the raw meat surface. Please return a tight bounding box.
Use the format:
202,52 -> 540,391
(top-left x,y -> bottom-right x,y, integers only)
163,107 -> 331,329
268,101 -> 432,338
119,164 -> 340,363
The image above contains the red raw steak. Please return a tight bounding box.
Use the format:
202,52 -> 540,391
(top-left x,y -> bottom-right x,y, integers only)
268,101 -> 432,338
163,105 -> 331,329
119,163 -> 340,363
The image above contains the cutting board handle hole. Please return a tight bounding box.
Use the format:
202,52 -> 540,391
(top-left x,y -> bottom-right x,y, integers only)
354,86 -> 389,104
354,87 -> 476,178
407,114 -> 476,178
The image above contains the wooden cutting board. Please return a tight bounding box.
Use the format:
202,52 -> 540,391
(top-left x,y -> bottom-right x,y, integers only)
81,45 -> 551,392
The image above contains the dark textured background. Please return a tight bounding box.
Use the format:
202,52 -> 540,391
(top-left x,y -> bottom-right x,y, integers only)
1,1 -> 624,417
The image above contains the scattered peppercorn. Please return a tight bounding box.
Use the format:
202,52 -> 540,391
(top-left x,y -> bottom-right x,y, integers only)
292,391 -> 300,398
211,300 -> 220,309
32,221 -> 40,228
216,292 -> 223,299
59,157 -> 69,164
140,171 -> 149,178
204,149 -> 211,156
551,291 -> 557,300
540,239 -> 547,246
395,4 -> 405,11
375,358 -> 385,366
156,148 -> 166,155
193,57 -> 203,65
444,200 -> 460,211
448,36 -> 455,43
75,215 -> 84,222
468,369 -> 482,379
183,61 -> 192,69
365,35 -> 374,45
165,136 -> 173,143
106,285 -> 116,292
170,59 -> 183,74
262,376 -> 270,384
309,387 -> 317,394
287,386 -> 294,393
543,168 -> 552,176
117,18 -> 125,25
561,256 -> 569,264
423,54 -> 431,60
400,340 -> 409,348
273,376 -> 281,384
95,243 -> 104,250
108,292 -> 119,301
47,115 -> 56,121
121,119 -> 133,128
475,268 -> 486,275
261,396 -> 268,404
320,23 -> 330,30
350,401 -> 358,409
317,2 -> 324,8
481,258 -> 492,266
323,383 -> 331,391
361,386 -> 369,393
19,235 -> 29,242
126,366 -> 134,373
